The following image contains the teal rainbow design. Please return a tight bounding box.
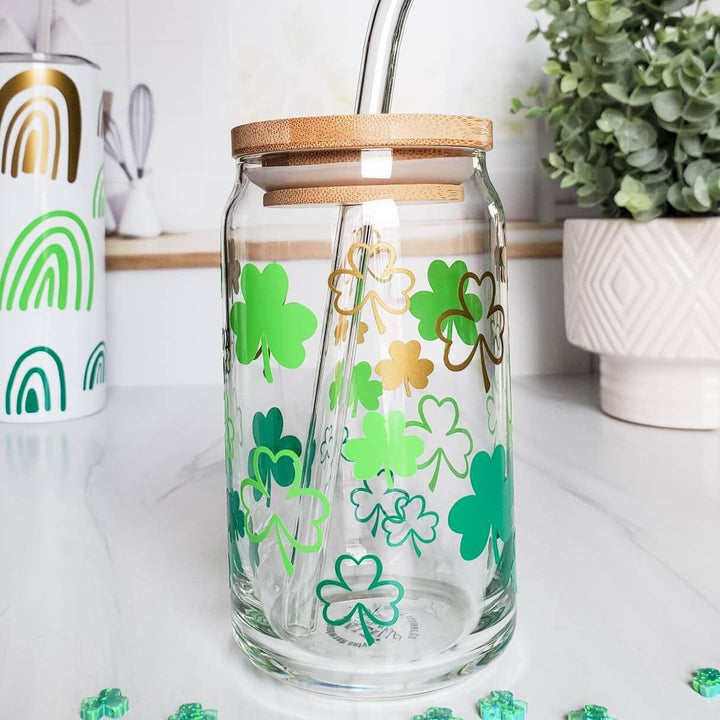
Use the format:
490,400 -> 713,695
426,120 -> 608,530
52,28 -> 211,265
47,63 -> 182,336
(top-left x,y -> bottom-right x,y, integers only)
5,345 -> 66,416
92,165 -> 105,219
0,210 -> 94,311
83,341 -> 106,391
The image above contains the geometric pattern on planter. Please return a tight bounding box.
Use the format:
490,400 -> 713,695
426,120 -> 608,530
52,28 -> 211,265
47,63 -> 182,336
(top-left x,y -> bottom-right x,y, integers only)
564,219 -> 720,360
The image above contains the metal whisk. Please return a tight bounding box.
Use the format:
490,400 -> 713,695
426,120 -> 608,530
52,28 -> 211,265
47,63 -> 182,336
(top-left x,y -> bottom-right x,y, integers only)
128,84 -> 154,179
102,111 -> 133,181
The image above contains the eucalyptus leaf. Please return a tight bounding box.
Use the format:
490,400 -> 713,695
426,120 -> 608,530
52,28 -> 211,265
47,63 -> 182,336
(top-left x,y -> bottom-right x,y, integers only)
518,0 -> 720,220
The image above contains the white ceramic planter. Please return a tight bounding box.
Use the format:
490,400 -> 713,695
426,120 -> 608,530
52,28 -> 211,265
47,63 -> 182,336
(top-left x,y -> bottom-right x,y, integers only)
564,218 -> 720,429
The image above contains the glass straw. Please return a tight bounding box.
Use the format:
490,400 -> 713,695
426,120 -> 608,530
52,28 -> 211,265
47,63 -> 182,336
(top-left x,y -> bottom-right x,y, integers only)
36,0 -> 53,55
282,0 -> 416,637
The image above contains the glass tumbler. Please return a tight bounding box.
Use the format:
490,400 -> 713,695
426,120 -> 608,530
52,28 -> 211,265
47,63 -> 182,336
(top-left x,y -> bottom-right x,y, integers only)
222,114 -> 516,696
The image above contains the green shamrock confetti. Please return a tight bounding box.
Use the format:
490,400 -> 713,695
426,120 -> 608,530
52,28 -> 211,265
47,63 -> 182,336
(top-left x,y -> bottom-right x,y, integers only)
329,360 -> 383,417
229,262 -> 317,383
167,703 -> 218,720
412,708 -> 461,720
247,407 -> 302,503
410,259 -> 482,343
344,410 -> 424,488
568,705 -> 614,720
80,688 -> 129,719
448,445 -> 513,563
350,473 -> 410,536
477,690 -> 527,720
241,447 -> 330,576
407,395 -> 473,491
693,667 -> 720,697
382,494 -> 439,557
316,553 -> 404,647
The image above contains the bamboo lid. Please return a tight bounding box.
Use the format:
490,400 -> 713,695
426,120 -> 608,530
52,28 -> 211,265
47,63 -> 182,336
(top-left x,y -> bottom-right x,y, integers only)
231,114 -> 493,158
264,183 -> 465,207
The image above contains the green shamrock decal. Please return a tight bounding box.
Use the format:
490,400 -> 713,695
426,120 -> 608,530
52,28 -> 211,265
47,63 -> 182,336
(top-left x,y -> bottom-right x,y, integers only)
350,473 -> 410,536
227,488 -> 245,573
241,447 -> 330,577
344,410 -> 425,488
229,262 -> 317,383
410,259 -> 482,343
247,407 -> 302,504
329,360 -> 383,417
407,395 -> 473,491
448,445 -> 513,563
382,494 -> 439,557
223,391 -> 242,461
320,424 -> 349,464
316,554 -> 404,647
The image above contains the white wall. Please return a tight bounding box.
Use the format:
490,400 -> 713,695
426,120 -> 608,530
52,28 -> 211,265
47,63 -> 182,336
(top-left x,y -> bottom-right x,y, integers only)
0,0 -> 550,226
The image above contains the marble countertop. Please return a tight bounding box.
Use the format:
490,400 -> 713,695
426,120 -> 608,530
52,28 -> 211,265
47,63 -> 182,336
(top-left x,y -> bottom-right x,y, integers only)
1,376 -> 719,719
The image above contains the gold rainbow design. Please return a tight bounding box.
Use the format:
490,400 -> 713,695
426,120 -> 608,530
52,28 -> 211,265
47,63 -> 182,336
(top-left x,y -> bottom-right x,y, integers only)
0,67 -> 82,183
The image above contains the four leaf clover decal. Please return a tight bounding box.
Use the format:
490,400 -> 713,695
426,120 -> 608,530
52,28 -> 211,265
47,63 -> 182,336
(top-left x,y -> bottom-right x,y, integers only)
407,395 -> 473,491
328,240 -> 415,334
437,271 -> 505,391
344,410 -> 424,487
241,447 -> 330,577
375,340 -> 434,397
316,553 -> 404,646
230,262 -> 317,383
448,445 -> 513,563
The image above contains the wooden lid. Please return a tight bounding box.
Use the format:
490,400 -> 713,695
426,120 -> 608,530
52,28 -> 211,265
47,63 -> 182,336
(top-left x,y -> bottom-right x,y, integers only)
232,114 -> 493,158
264,183 -> 465,207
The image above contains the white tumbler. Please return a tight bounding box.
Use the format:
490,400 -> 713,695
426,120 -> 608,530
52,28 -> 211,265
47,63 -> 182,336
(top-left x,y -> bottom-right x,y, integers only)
0,53 -> 106,423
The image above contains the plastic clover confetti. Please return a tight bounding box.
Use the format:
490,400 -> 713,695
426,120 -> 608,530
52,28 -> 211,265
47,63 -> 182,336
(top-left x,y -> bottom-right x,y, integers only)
693,667 -> 720,697
167,703 -> 218,720
477,690 -> 527,720
80,688 -> 129,719
412,707 -> 461,720
567,705 -> 614,720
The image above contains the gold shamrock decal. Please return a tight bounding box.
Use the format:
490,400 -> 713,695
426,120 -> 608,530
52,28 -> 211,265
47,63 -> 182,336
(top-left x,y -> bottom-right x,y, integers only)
375,340 -> 434,397
334,315 -> 368,346
436,271 -> 505,392
328,240 -> 415,334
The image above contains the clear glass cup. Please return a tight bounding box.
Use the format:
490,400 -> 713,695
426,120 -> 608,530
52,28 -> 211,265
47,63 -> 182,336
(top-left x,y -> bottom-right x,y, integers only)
221,114 -> 516,696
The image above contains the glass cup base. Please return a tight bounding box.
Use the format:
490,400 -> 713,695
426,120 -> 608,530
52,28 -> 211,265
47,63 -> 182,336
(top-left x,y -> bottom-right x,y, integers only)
230,578 -> 516,698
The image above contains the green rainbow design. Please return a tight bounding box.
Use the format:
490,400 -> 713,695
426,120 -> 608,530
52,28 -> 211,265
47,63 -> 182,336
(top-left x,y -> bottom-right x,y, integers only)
83,341 -> 106,391
92,165 -> 105,219
5,345 -> 66,416
0,210 -> 94,311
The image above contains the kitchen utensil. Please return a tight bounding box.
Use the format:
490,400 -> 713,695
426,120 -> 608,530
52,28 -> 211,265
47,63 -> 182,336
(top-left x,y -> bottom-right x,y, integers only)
102,111 -> 133,181
128,83 -> 154,179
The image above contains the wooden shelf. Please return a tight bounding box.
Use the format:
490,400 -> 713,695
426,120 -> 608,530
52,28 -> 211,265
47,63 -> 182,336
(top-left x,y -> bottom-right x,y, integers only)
105,222 -> 562,271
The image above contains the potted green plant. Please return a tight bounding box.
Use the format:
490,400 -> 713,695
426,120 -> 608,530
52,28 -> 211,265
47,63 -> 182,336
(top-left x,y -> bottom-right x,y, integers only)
514,0 -> 720,429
